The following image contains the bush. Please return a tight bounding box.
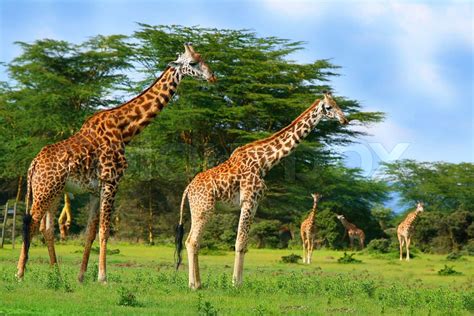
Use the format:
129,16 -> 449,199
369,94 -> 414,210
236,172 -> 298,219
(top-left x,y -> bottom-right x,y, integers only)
250,219 -> 281,248
437,265 -> 462,276
446,252 -> 463,261
367,238 -> 391,253
281,253 -> 302,263
197,293 -> 218,316
337,252 -> 362,264
464,239 -> 474,256
117,286 -> 140,307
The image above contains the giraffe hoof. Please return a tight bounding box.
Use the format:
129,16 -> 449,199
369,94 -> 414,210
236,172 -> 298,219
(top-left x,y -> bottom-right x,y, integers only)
15,272 -> 24,281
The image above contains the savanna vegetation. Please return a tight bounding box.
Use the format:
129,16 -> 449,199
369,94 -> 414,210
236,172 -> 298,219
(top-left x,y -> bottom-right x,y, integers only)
0,244 -> 473,315
0,23 -> 473,316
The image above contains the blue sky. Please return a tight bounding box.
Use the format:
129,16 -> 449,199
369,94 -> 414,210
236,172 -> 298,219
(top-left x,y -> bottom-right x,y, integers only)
1,0 -> 473,178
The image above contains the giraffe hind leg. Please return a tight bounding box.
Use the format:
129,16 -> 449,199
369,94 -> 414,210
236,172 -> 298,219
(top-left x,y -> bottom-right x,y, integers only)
17,197 -> 58,278
185,195 -> 214,290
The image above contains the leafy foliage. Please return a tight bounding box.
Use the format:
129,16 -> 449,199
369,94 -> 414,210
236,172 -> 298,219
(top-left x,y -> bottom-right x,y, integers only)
337,252 -> 362,264
280,253 -> 302,263
383,160 -> 474,213
437,265 -> 462,276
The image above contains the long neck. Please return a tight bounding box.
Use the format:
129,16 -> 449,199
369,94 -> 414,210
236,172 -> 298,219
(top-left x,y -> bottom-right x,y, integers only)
118,66 -> 182,143
404,210 -> 421,226
340,218 -> 353,229
309,199 -> 318,219
256,100 -> 322,172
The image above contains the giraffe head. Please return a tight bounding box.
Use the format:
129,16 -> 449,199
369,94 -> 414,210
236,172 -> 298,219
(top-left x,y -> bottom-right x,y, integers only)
318,91 -> 349,125
169,43 -> 217,82
311,193 -> 322,202
336,214 -> 345,221
416,202 -> 424,212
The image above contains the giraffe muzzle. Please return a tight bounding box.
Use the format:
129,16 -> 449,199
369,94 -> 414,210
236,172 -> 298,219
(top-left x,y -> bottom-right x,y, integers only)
207,74 -> 217,83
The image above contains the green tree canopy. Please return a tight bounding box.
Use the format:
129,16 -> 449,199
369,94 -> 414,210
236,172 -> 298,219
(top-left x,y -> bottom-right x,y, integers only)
382,160 -> 474,213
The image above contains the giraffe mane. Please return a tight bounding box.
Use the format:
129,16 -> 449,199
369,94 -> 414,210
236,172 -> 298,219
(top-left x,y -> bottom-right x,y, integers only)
82,66 -> 173,125
235,99 -> 321,152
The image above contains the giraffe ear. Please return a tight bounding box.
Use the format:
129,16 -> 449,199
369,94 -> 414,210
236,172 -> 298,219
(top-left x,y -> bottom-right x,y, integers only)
168,61 -> 179,68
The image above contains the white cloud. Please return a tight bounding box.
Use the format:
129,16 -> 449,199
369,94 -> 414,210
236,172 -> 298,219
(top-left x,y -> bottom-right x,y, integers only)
259,0 -> 330,19
351,2 -> 473,106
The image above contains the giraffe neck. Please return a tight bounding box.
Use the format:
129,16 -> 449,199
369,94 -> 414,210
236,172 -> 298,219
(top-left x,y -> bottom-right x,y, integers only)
404,210 -> 422,227
255,100 -> 323,172
309,200 -> 318,220
117,66 -> 182,143
340,218 -> 354,230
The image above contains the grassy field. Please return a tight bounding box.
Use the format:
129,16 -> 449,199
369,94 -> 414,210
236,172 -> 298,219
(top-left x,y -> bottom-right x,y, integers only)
0,242 -> 473,315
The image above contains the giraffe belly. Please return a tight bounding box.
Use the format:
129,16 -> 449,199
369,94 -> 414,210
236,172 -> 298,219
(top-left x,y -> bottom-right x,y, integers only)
66,169 -> 100,194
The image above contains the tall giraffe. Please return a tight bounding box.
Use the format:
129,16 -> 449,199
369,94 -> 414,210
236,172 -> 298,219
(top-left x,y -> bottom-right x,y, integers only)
175,92 -> 349,289
300,193 -> 321,264
336,214 -> 365,250
17,44 -> 216,283
397,202 -> 424,261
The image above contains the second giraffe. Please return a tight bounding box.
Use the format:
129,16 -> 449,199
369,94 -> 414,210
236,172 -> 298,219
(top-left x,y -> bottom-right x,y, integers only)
300,193 -> 321,264
176,92 -> 349,289
336,214 -> 365,250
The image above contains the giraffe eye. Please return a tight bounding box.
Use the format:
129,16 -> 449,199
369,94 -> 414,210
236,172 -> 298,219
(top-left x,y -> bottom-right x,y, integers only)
189,61 -> 198,66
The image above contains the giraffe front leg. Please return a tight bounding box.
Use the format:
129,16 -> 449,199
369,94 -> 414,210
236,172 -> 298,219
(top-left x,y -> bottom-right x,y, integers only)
406,237 -> 411,261
398,234 -> 403,261
97,182 -> 118,283
308,237 -> 314,264
304,240 -> 309,264
301,233 -> 307,264
78,196 -> 100,283
233,200 -> 257,287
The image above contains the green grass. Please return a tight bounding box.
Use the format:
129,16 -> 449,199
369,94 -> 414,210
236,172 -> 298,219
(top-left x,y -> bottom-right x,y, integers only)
0,242 -> 473,315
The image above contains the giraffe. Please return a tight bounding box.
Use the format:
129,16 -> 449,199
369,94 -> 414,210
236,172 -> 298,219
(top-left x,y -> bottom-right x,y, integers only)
397,202 -> 424,261
58,192 -> 73,241
16,43 -> 216,283
336,214 -> 365,250
300,193 -> 321,264
175,92 -> 349,289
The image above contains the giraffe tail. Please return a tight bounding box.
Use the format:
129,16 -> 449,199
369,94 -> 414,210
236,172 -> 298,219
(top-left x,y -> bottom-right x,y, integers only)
175,184 -> 189,270
22,159 -> 36,260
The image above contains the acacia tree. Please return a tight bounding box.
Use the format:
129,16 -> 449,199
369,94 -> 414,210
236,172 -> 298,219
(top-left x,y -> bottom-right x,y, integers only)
1,25 -> 388,245
0,36 -> 133,180
382,160 -> 474,213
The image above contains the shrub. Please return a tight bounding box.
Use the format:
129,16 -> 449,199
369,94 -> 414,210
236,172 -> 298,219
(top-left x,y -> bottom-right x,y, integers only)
197,293 -> 218,316
464,239 -> 474,256
337,252 -> 362,264
367,238 -> 391,253
46,265 -> 63,290
281,253 -> 302,263
117,286 -> 140,307
446,252 -> 463,261
437,265 -> 462,276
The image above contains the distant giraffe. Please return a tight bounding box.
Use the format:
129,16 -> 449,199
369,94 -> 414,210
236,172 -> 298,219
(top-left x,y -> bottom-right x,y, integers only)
300,193 -> 321,264
17,44 -> 216,283
175,92 -> 349,289
397,202 -> 424,261
336,214 -> 365,250
58,193 -> 73,241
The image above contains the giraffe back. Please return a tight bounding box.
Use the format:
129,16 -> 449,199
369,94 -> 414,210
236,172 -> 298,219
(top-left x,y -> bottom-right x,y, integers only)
397,211 -> 420,237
